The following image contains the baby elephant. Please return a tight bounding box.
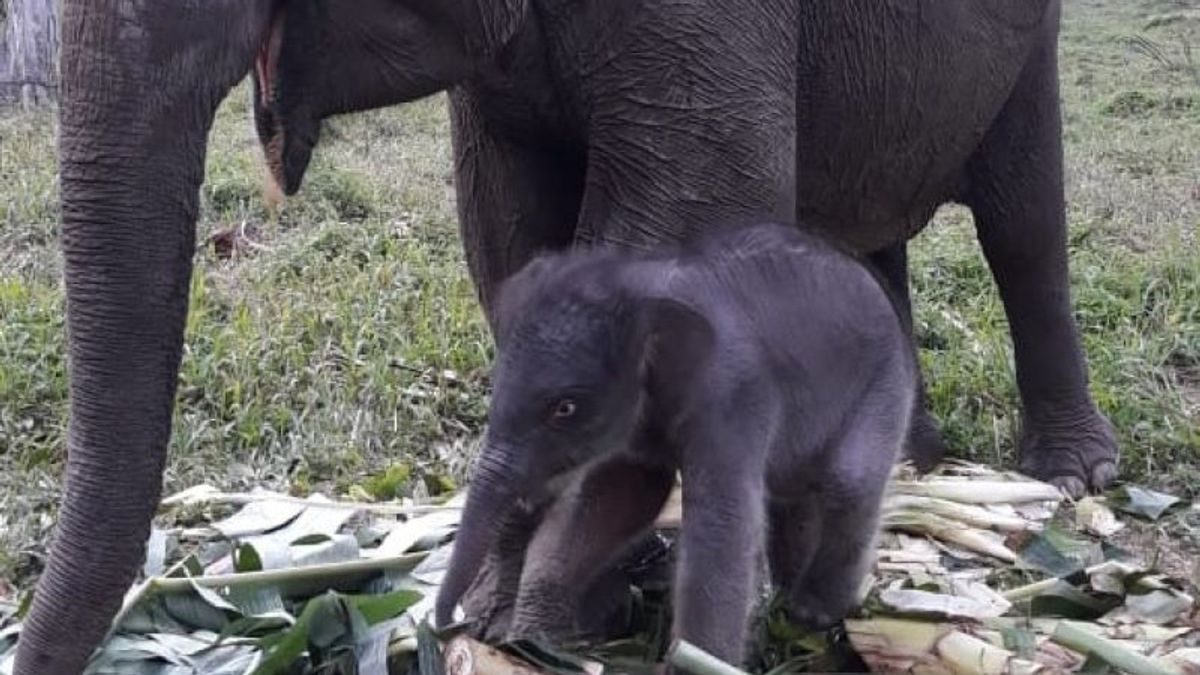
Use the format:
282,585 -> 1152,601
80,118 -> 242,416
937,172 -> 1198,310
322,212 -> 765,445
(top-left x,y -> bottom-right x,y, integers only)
436,223 -> 915,664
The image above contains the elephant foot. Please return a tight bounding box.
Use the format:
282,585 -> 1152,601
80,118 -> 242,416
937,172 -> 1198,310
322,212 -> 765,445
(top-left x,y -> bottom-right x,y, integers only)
1018,406 -> 1119,498
783,587 -> 850,632
903,407 -> 948,472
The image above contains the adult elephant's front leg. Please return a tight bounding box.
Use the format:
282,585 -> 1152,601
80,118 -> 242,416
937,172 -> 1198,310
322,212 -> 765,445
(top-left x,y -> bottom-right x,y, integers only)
447,91 -> 585,637
447,91 -> 585,325
16,3 -> 273,674
965,16 -> 1117,497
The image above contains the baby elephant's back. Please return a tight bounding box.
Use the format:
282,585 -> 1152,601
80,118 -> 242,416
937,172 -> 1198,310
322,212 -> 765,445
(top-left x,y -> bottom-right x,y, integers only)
697,224 -> 906,357
690,224 -> 915,450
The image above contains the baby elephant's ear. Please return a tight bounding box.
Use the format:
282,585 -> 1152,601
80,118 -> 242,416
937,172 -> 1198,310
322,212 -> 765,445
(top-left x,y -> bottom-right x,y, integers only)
492,254 -> 558,342
639,298 -> 715,404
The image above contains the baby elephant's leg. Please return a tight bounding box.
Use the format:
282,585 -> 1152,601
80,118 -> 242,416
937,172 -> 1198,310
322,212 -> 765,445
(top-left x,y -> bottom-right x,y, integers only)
787,414 -> 904,628
509,459 -> 675,642
767,492 -> 821,595
674,471 -> 767,665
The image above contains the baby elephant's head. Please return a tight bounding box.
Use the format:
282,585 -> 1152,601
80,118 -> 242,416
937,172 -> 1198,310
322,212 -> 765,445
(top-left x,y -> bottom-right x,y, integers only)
487,253 -> 646,493
435,248 -> 711,626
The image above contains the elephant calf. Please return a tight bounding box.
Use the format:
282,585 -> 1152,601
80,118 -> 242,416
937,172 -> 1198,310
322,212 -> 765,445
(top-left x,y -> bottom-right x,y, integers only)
435,222 -> 915,664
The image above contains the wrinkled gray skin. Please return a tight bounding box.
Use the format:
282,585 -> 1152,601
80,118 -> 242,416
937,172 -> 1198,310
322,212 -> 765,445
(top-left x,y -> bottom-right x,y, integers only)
436,224 -> 915,664
21,0 -> 1116,671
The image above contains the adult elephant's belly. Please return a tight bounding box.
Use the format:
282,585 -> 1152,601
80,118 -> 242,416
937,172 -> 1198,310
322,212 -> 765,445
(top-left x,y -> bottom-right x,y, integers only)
795,126 -> 981,254
795,0 -> 1054,254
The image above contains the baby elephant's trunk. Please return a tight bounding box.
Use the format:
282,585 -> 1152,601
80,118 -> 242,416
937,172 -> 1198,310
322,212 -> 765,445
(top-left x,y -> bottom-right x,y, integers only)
436,451 -> 522,626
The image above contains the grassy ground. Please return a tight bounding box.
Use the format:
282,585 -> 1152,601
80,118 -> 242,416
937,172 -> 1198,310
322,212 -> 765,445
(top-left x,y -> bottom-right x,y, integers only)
1,0 -> 1197,589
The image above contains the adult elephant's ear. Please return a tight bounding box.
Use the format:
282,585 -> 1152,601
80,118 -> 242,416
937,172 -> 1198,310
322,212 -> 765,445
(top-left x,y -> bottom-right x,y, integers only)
252,0 -> 510,195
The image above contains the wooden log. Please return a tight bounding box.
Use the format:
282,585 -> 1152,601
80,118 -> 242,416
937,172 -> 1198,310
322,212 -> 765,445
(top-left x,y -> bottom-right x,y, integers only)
443,635 -> 547,675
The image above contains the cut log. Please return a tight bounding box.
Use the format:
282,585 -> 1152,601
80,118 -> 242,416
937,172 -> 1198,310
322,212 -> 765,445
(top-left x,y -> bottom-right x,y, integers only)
443,636 -> 547,675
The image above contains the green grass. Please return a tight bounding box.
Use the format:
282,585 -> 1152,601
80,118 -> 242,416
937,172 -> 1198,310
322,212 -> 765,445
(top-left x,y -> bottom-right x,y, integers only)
1,0 -> 1198,587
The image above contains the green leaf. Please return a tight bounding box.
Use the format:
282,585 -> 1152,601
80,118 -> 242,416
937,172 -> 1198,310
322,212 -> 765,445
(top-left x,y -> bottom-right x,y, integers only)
290,534 -> 332,546
228,585 -> 286,615
246,588 -> 417,675
1110,486 -> 1182,521
1015,523 -> 1104,576
249,592 -> 338,675
1028,584 -> 1122,619
116,598 -> 190,635
348,590 -> 423,626
162,594 -> 230,633
234,543 -> 264,573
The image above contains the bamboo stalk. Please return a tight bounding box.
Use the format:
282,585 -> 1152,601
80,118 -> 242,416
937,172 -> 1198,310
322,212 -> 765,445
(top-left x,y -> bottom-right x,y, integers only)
1050,621 -> 1175,675
883,495 -> 1034,532
882,512 -> 1017,561
142,552 -> 428,593
1000,577 -> 1067,603
161,486 -> 462,516
667,640 -> 751,675
1002,561 -> 1142,602
889,480 -> 1063,504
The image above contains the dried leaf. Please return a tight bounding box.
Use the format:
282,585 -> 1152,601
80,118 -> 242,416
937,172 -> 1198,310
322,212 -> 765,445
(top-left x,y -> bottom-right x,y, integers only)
210,498 -> 306,539
878,587 -> 1009,620
1076,498 -> 1125,537
367,509 -> 461,559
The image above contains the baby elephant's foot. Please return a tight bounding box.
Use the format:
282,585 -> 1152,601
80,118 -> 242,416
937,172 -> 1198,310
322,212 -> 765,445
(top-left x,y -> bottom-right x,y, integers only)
1018,406 -> 1119,498
785,586 -> 857,631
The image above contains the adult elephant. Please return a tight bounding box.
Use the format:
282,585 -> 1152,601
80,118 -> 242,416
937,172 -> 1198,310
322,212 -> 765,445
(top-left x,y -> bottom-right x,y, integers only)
17,0 -> 1115,673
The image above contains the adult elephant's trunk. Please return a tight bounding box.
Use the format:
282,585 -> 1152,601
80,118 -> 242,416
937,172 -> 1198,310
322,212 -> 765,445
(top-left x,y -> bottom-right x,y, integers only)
15,2 -> 272,673
436,446 -> 527,627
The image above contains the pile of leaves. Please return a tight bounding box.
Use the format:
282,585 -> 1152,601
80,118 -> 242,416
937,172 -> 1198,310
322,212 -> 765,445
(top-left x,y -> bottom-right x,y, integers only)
0,461 -> 1197,674
843,463 -> 1200,675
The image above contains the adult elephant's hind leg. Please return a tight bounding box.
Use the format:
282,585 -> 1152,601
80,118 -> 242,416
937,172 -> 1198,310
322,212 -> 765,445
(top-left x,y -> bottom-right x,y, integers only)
867,244 -> 948,471
964,17 -> 1117,497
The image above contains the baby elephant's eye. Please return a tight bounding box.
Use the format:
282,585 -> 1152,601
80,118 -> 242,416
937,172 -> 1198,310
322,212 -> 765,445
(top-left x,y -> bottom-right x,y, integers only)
551,398 -> 578,420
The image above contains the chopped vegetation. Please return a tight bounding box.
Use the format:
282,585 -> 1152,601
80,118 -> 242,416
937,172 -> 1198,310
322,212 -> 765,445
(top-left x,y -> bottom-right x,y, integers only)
2,461 -> 1196,673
